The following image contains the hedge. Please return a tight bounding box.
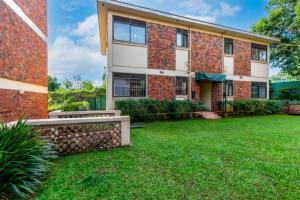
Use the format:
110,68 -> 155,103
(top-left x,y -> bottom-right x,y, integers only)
115,99 -> 208,122
220,100 -> 284,116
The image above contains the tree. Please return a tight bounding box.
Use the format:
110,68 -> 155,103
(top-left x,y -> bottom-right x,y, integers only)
48,76 -> 60,91
251,0 -> 300,76
81,81 -> 95,91
62,80 -> 73,90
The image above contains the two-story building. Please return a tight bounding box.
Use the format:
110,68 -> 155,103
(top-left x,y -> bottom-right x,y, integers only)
97,0 -> 279,111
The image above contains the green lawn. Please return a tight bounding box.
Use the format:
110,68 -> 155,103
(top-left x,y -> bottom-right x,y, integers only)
35,115 -> 300,200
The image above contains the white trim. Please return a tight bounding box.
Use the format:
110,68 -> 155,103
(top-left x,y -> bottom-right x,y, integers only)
0,78 -> 48,93
226,75 -> 268,82
3,0 -> 47,42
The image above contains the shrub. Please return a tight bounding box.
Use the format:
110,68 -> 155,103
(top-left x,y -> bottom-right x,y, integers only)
63,101 -> 90,111
0,121 -> 56,199
220,100 -> 283,116
115,99 -> 208,122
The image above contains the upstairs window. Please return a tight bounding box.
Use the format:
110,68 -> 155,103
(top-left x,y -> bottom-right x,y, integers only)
251,43 -> 267,62
176,77 -> 188,95
113,73 -> 146,97
224,38 -> 233,55
225,80 -> 233,96
176,29 -> 188,48
251,82 -> 267,99
113,16 -> 146,45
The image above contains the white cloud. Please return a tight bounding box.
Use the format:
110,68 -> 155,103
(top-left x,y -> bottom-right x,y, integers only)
48,14 -> 105,83
218,1 -> 241,17
184,14 -> 217,23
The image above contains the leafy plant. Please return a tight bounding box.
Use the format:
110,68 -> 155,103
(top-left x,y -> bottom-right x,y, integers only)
0,121 -> 56,199
63,101 -> 90,111
115,99 -> 208,122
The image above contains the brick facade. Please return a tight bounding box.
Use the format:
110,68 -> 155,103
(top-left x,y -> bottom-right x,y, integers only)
148,22 -> 176,70
233,39 -> 251,76
148,75 -> 176,100
191,31 -> 223,73
0,89 -> 48,122
233,81 -> 251,99
0,0 -> 48,122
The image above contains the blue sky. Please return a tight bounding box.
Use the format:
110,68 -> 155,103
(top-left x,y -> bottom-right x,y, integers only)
48,0 -> 275,85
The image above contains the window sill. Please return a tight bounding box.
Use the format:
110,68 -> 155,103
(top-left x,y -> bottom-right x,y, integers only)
250,60 -> 268,64
112,40 -> 147,48
176,47 -> 189,51
224,54 -> 234,57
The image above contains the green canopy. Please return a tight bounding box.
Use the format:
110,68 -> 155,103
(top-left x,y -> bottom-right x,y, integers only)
195,72 -> 226,83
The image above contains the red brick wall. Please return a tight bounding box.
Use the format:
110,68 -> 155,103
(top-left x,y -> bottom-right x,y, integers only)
0,2 -> 47,87
14,0 -> 47,34
191,31 -> 223,73
0,89 -> 48,122
234,81 -> 251,99
192,79 -> 201,101
148,75 -> 176,100
148,22 -> 176,70
0,0 -> 47,122
212,83 -> 223,111
234,39 -> 251,76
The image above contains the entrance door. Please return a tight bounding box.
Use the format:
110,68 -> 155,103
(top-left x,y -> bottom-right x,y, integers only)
200,83 -> 212,111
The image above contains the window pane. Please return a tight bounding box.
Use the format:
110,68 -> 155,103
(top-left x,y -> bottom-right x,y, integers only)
176,77 -> 188,95
114,79 -> 130,97
251,86 -> 258,98
259,86 -> 266,98
259,50 -> 267,61
224,38 -> 233,55
176,33 -> 182,47
252,48 -> 259,60
114,22 -> 130,41
131,25 -> 145,44
182,34 -> 188,48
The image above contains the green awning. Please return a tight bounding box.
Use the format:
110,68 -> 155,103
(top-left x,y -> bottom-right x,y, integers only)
195,72 -> 226,83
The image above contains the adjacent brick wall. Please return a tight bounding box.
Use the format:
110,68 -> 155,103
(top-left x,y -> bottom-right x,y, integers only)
148,22 -> 176,70
212,83 -> 223,111
191,31 -> 223,73
233,81 -> 251,99
14,0 -> 47,34
148,75 -> 176,100
192,79 -> 201,101
0,2 -> 47,87
0,0 -> 47,122
0,89 -> 48,122
234,39 -> 251,76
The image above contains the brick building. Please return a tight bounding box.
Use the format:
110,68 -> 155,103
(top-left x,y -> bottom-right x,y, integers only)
97,0 -> 279,111
0,0 -> 48,122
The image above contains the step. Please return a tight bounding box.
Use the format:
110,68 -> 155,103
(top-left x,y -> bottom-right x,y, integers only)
197,112 -> 221,120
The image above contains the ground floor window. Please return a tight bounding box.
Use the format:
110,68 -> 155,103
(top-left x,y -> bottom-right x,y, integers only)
113,73 -> 146,97
225,80 -> 233,96
251,82 -> 267,98
176,77 -> 188,95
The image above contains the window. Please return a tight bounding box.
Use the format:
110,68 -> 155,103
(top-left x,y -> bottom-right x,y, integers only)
225,80 -> 233,96
176,29 -> 188,48
113,73 -> 146,97
251,82 -> 267,98
224,38 -> 233,55
251,43 -> 267,62
113,16 -> 146,45
176,77 -> 188,95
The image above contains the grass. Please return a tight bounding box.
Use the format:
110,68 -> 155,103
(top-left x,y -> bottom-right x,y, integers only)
35,115 -> 300,200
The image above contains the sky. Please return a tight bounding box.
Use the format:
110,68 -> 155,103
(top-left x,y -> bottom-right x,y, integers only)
48,0 -> 276,85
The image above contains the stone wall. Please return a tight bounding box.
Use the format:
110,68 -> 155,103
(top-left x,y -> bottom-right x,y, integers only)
148,75 -> 176,100
233,81 -> 251,99
147,22 -> 176,70
25,116 -> 130,156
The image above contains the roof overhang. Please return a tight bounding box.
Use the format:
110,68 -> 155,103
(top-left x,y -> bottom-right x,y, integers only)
97,0 -> 280,55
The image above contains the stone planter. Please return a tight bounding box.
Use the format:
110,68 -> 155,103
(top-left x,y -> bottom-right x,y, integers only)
49,110 -> 121,119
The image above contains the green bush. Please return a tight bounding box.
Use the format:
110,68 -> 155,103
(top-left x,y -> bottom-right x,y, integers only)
63,101 -> 90,111
220,100 -> 283,116
0,121 -> 56,199
115,99 -> 208,122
